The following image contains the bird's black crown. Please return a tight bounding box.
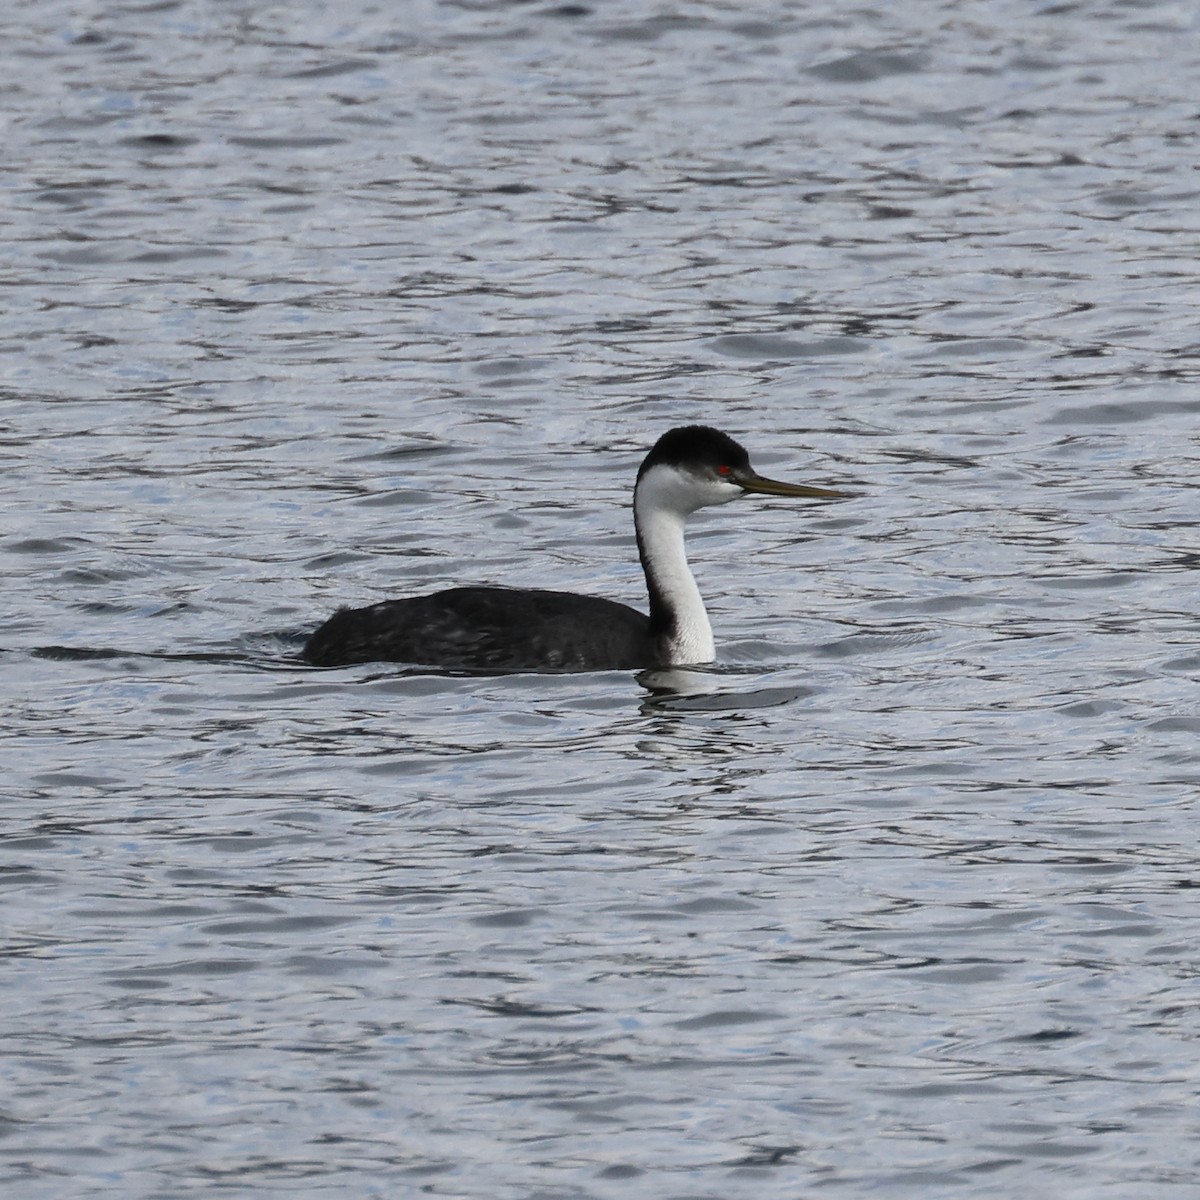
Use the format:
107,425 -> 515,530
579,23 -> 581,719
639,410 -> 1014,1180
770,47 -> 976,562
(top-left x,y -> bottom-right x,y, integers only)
637,425 -> 751,479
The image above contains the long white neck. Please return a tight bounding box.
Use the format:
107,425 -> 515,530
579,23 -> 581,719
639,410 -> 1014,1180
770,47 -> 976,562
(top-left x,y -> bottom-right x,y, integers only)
634,471 -> 715,665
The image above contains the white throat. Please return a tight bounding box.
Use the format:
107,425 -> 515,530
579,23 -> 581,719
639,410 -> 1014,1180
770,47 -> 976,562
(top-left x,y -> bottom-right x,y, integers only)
634,467 -> 719,665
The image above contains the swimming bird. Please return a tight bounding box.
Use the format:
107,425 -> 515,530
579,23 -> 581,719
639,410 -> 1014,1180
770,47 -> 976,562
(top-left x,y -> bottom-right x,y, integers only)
303,425 -> 847,672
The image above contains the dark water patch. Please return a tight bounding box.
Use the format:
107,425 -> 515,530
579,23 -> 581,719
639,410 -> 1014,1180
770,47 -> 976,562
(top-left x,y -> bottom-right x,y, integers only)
808,51 -> 928,83
486,182 -> 539,195
1158,652 -> 1200,674
356,488 -> 441,508
132,246 -> 229,264
923,337 -> 1032,360
1037,572 -> 1139,591
31,769 -> 122,789
469,908 -> 539,929
1007,1027 -> 1082,1044
641,683 -> 819,711
27,643 -> 296,670
303,550 -> 375,568
356,441 -> 456,461
228,135 -> 348,150
810,629 -> 935,658
726,1144 -> 803,1167
473,356 -> 550,378
201,914 -> 352,936
1045,398 -> 1200,425
1055,699 -> 1124,718
450,996 -> 591,1020
195,296 -> 260,312
595,14 -> 711,43
1148,716 -> 1200,734
674,1008 -> 781,1030
708,333 -> 866,360
119,133 -> 197,152
29,645 -> 133,661
543,4 -> 593,19
5,538 -> 89,555
285,58 -> 380,79
70,600 -> 140,614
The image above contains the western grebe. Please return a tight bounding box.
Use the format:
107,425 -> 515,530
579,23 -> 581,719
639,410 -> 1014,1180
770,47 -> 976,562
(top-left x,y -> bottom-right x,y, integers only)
303,425 -> 848,672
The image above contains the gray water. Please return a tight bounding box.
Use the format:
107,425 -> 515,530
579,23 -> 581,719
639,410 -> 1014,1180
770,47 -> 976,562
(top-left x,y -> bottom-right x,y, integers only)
3,1 -> 1200,1196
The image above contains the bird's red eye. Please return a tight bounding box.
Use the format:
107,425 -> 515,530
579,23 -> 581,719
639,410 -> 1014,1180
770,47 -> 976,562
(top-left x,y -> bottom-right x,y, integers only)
717,465 -> 731,476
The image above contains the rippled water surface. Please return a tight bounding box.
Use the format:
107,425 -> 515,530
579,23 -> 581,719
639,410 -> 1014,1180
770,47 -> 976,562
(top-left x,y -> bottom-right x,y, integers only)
3,1 -> 1200,1196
